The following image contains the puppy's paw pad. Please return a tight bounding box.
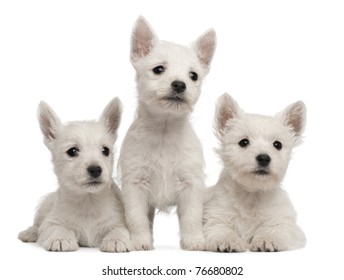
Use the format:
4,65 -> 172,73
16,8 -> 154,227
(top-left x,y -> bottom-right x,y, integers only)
132,241 -> 154,251
100,239 -> 131,253
208,238 -> 246,253
250,236 -> 279,252
18,228 -> 38,242
131,234 -> 154,251
46,239 -> 79,252
181,235 -> 206,251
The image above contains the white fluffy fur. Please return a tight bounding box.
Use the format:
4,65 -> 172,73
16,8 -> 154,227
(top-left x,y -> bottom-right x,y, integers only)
203,94 -> 306,252
119,16 -> 216,251
18,98 -> 131,252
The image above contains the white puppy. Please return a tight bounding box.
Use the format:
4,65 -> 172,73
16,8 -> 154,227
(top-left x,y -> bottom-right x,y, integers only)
203,94 -> 306,252
119,16 -> 216,250
18,98 -> 131,252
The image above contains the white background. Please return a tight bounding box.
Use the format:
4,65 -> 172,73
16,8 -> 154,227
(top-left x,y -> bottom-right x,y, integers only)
1,0 -> 344,279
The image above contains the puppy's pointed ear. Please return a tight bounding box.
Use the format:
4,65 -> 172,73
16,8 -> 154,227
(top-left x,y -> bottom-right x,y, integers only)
215,93 -> 242,138
100,97 -> 122,137
130,16 -> 158,64
37,101 -> 62,146
278,101 -> 306,143
192,29 -> 216,69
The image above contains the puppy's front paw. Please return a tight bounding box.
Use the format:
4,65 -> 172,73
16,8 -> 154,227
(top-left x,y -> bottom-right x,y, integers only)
100,239 -> 131,253
131,233 -> 154,251
250,235 -> 281,252
44,239 -> 79,252
181,234 -> 206,251
18,226 -> 38,242
206,236 -> 246,253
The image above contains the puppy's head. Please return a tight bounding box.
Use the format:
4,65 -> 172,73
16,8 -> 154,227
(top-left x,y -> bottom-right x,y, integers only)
215,93 -> 306,192
130,16 -> 216,116
38,98 -> 122,193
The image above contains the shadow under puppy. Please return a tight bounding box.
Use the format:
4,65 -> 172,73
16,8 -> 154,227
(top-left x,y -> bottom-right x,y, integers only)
119,16 -> 216,251
18,98 -> 131,252
203,94 -> 306,252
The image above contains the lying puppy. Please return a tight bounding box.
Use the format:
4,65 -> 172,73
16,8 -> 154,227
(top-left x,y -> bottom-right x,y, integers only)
18,98 -> 131,252
203,93 -> 306,252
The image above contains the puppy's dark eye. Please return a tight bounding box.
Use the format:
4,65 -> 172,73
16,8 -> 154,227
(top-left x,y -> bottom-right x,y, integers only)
66,147 -> 79,157
102,146 -> 110,157
152,65 -> 165,75
273,141 -> 282,150
189,71 -> 198,81
238,139 -> 250,148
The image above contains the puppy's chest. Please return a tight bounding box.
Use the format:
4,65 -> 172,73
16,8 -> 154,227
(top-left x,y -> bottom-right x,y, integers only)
148,155 -> 188,208
145,139 -> 200,208
233,198 -> 272,236
65,202 -> 116,246
148,137 -> 189,159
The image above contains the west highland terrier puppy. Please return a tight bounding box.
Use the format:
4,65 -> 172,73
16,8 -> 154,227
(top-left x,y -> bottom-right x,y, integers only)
18,98 -> 131,252
119,16 -> 216,250
203,93 -> 306,252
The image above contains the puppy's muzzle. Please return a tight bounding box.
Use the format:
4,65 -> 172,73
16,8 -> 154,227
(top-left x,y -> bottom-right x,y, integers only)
87,165 -> 102,178
171,80 -> 186,94
256,154 -> 271,167
253,154 -> 271,175
163,80 -> 187,103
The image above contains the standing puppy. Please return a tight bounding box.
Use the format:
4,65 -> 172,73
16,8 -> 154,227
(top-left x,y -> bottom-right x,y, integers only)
18,98 -> 131,252
203,94 -> 306,252
120,16 -> 216,250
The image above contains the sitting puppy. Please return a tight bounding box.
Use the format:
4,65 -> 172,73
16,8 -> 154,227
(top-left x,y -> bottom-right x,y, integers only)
119,17 -> 216,251
203,93 -> 306,252
18,98 -> 131,252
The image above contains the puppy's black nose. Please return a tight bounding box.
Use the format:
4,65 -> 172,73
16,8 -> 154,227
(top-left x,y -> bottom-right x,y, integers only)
256,154 -> 271,167
87,165 -> 102,178
171,80 -> 186,94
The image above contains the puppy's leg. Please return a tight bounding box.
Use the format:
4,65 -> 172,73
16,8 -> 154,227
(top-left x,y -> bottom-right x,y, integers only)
177,183 -> 205,251
100,226 -> 132,253
203,221 -> 246,252
250,219 -> 306,252
18,226 -> 39,242
38,223 -> 78,252
123,180 -> 153,250
18,192 -> 55,243
148,206 -> 155,235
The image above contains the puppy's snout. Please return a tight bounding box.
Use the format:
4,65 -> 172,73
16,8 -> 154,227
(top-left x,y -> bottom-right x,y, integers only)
256,154 -> 271,167
171,80 -> 186,94
87,165 -> 102,178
